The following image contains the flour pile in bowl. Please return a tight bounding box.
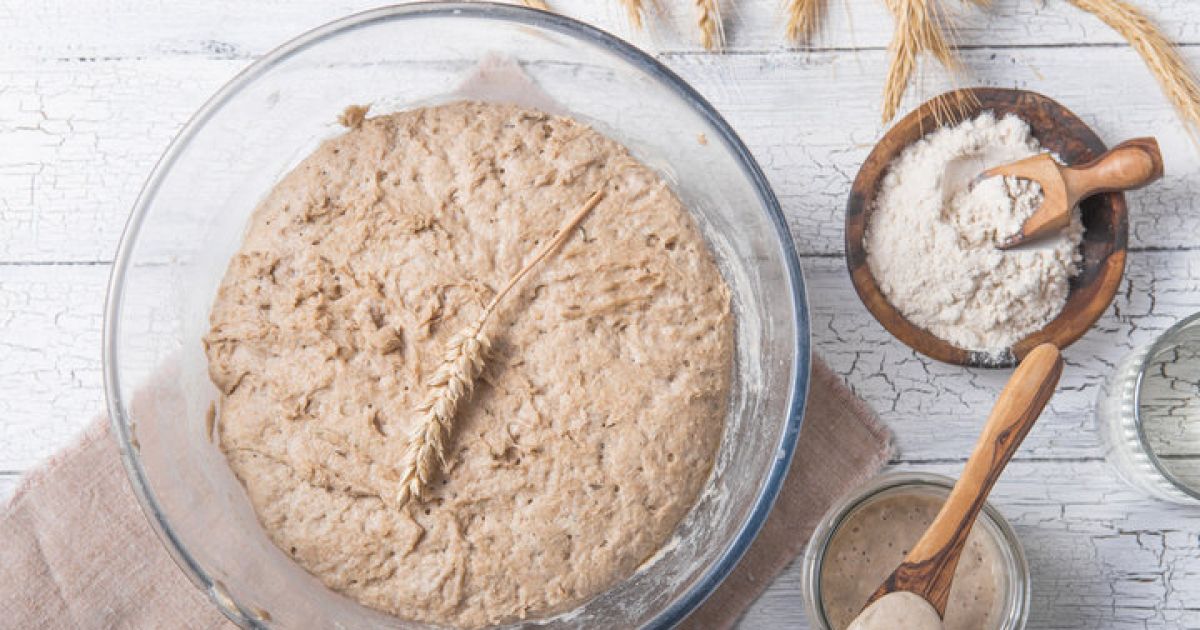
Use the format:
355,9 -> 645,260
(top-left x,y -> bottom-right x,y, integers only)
203,101 -> 733,628
865,112 -> 1083,356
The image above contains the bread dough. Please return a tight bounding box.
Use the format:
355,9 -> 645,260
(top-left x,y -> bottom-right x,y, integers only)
204,101 -> 733,627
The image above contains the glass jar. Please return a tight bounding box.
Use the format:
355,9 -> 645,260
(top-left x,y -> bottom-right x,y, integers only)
800,472 -> 1030,630
1096,312 -> 1200,504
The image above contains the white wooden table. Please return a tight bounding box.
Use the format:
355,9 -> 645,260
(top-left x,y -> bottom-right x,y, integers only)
3,1 -> 1200,627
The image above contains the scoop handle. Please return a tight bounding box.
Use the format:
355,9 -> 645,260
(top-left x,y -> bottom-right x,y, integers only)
1063,137 -> 1163,204
867,344 -> 1063,616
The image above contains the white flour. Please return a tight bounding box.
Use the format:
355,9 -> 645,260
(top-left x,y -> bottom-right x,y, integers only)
865,113 -> 1083,357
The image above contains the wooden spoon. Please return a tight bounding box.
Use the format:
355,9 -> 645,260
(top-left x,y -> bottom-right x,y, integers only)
986,137 -> 1162,250
863,343 -> 1064,617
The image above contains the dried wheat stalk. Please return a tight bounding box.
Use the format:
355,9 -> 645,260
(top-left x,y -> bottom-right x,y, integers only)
694,0 -> 726,51
788,0 -> 983,48
785,0 -> 824,44
622,0 -> 646,29
1067,0 -> 1200,141
394,190 -> 606,508
880,0 -> 962,124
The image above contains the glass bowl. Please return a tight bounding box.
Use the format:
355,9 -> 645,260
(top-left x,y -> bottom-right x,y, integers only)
1096,311 -> 1200,504
103,3 -> 809,628
801,472 -> 1031,630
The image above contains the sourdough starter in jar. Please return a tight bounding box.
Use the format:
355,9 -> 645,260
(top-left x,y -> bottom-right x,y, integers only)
820,492 -> 1006,630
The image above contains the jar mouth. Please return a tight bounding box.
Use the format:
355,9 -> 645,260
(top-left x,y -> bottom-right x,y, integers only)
800,472 -> 1031,630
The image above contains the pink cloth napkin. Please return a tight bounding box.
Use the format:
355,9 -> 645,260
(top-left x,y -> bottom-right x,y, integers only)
0,357 -> 889,628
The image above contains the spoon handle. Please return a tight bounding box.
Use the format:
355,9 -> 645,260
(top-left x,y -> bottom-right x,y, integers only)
1062,137 -> 1163,206
868,343 -> 1063,616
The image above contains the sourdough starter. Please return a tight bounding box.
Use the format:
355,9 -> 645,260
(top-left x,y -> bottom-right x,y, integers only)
204,101 -> 733,627
821,492 -> 1006,630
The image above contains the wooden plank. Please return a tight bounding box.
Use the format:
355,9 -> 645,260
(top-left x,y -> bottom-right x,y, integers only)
0,264 -> 106,470
2,0 -> 1199,58
740,459 -> 1200,629
2,46 -> 1200,264
0,473 -> 18,503
0,59 -> 243,264
2,250 -> 1196,471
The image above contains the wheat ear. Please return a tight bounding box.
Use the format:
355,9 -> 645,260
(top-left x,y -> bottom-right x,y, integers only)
785,0 -> 824,44
880,0 -> 962,124
395,190 -> 606,508
622,0 -> 646,29
1067,0 -> 1200,142
695,0 -> 726,51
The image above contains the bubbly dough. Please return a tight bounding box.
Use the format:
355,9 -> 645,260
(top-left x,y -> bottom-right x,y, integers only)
821,492 -> 1005,630
204,101 -> 733,628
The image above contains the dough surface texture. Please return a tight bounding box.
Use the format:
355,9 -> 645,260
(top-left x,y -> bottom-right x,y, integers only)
204,101 -> 733,627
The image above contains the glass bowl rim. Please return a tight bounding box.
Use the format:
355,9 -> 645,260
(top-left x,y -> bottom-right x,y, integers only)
102,2 -> 812,627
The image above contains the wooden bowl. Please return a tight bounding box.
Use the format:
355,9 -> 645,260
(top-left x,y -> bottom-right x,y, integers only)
845,88 -> 1128,368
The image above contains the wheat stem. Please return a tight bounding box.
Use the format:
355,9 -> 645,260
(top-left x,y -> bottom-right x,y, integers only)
695,0 -> 726,51
1067,0 -> 1200,143
785,0 -> 824,44
881,0 -> 960,123
395,190 -> 606,508
622,0 -> 646,29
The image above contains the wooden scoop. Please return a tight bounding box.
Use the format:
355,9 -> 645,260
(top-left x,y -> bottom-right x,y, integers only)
984,137 -> 1163,249
863,343 -> 1063,617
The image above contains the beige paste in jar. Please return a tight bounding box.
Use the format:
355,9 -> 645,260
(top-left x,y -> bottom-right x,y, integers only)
820,491 -> 1007,630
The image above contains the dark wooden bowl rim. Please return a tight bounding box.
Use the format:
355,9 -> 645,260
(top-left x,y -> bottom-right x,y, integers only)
845,88 -> 1129,368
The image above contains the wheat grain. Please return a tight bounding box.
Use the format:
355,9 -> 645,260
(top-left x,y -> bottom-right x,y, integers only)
694,0 -> 726,51
785,0 -> 824,44
1067,0 -> 1200,142
521,0 -> 551,10
622,0 -> 646,29
394,190 -> 606,508
880,0 -> 960,123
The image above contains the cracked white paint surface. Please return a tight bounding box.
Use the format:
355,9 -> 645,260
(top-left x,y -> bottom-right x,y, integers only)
2,1 -> 1199,628
4,50 -> 1200,262
1,0 -> 1200,57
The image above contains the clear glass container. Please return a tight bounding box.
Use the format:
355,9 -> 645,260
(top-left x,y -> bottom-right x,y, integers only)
103,3 -> 810,628
1096,312 -> 1200,504
801,472 -> 1031,630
